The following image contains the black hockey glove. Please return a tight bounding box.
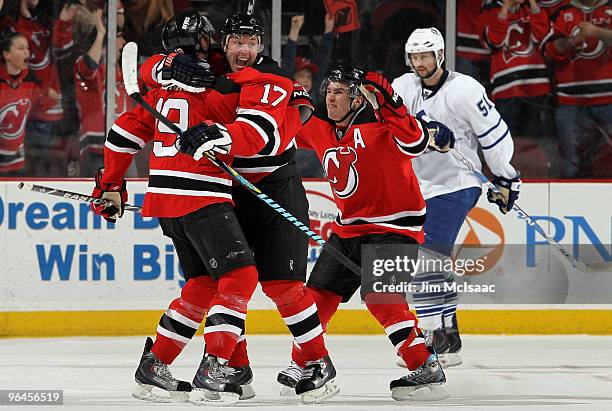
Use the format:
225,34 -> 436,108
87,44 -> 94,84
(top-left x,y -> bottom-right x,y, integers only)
160,53 -> 215,92
487,173 -> 522,214
179,120 -> 232,160
424,120 -> 455,153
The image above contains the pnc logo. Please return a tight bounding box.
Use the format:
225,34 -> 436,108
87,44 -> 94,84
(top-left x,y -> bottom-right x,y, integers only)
323,147 -> 359,199
455,207 -> 505,275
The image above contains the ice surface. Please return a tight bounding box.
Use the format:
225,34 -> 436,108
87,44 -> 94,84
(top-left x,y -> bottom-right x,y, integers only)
1,335 -> 611,410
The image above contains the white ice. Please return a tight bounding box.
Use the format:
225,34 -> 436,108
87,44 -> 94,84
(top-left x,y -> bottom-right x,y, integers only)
1,335 -> 612,410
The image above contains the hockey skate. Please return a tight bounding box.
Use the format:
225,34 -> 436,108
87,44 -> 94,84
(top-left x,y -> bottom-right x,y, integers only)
295,356 -> 339,404
225,364 -> 255,400
440,315 -> 463,368
277,361 -> 303,398
390,353 -> 449,401
132,337 -> 192,403
190,354 -> 242,405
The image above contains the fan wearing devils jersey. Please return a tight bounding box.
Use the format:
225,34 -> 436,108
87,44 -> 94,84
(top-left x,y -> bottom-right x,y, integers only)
480,0 -> 552,137
456,0 -> 492,82
542,0 -> 612,177
538,0 -> 571,15
280,66 -> 453,401
143,12 -> 336,404
0,32 -> 55,174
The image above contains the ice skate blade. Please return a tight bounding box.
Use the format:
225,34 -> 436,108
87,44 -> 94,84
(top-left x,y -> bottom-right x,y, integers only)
190,388 -> 240,405
439,353 -> 463,368
240,383 -> 256,400
279,385 -> 299,398
300,378 -> 340,404
391,383 -> 449,401
132,383 -> 189,403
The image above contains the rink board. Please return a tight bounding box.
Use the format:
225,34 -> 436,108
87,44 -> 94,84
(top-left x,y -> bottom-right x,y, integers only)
0,179 -> 611,337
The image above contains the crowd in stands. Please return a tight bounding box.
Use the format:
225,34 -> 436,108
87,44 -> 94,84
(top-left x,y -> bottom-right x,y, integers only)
0,0 -> 610,179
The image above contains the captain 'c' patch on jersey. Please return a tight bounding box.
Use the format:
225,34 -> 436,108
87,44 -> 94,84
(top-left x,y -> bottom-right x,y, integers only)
322,147 -> 359,199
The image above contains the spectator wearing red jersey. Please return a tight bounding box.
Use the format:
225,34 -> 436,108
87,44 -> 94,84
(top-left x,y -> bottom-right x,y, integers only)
480,0 -> 552,137
456,0 -> 492,84
538,0 -> 571,16
281,13 -> 335,178
0,31 -> 55,174
542,0 -> 612,177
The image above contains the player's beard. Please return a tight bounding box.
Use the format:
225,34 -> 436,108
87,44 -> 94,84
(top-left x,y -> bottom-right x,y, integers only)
415,66 -> 437,80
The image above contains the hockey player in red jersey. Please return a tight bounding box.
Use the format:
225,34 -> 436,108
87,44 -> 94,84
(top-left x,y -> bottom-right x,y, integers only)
106,11 -> 337,404
541,0 -> 612,177
183,65 -> 454,401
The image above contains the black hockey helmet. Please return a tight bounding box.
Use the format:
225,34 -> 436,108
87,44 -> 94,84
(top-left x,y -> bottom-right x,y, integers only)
221,13 -> 264,50
162,10 -> 215,54
320,65 -> 366,99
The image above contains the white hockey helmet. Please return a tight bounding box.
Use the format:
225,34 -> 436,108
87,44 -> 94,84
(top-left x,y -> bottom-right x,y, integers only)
404,27 -> 445,71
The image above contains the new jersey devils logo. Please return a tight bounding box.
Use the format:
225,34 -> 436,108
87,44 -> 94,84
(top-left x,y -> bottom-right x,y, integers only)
0,99 -> 32,140
569,25 -> 606,61
502,19 -> 536,63
323,147 -> 359,198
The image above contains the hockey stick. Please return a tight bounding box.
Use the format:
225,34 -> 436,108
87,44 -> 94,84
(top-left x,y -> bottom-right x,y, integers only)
121,42 -> 362,276
18,182 -> 141,212
449,148 -> 612,273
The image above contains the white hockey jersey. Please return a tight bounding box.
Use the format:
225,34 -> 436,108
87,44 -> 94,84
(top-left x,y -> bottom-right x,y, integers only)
392,70 -> 518,199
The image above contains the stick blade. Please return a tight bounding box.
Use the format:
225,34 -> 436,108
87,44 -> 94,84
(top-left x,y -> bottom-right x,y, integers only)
122,42 -> 140,97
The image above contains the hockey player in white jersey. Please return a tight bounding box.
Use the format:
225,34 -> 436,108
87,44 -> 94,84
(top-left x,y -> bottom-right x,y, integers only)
392,27 -> 522,367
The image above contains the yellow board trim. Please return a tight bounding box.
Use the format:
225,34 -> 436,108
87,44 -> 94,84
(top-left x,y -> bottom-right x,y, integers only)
2,310 -> 612,338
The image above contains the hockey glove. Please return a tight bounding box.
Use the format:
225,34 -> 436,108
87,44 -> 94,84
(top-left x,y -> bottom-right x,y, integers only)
160,53 -> 215,93
425,120 -> 455,153
91,168 -> 128,223
179,120 -> 232,160
361,72 -> 404,110
487,173 -> 522,214
290,82 -> 314,124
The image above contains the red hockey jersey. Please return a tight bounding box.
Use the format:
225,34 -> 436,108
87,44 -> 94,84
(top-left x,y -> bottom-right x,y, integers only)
542,1 -> 612,106
13,16 -> 63,122
296,104 -> 428,242
457,0 -> 491,62
103,87 -> 235,217
480,2 -> 552,99
0,66 -> 55,172
538,0 -> 571,16
140,53 -> 303,182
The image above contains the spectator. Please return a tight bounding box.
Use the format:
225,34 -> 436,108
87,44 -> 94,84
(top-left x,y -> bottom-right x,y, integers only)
281,13 -> 335,105
0,31 -> 56,174
537,0 -> 570,16
542,0 -> 612,177
123,0 -> 173,61
456,0 -> 491,85
50,3 -> 105,177
480,0 -> 552,138
16,0 -> 65,176
281,13 -> 335,178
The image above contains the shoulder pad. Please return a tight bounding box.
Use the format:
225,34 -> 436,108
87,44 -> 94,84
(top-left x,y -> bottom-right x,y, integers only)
213,75 -> 241,94
252,55 -> 293,80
